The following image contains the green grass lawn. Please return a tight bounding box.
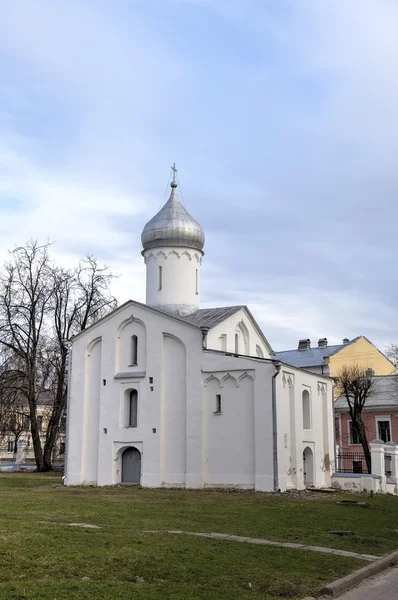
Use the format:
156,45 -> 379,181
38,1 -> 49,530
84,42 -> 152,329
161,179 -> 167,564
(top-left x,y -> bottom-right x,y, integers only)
0,474 -> 396,599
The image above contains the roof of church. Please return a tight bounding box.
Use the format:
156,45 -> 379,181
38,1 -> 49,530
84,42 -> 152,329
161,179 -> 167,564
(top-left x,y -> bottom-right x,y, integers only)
183,306 -> 245,329
334,375 -> 398,410
182,305 -> 275,355
141,178 -> 205,253
275,337 -> 361,368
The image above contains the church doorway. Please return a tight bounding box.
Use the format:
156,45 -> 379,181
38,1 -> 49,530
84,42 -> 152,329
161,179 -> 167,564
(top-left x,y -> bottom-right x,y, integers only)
122,447 -> 141,484
303,446 -> 314,486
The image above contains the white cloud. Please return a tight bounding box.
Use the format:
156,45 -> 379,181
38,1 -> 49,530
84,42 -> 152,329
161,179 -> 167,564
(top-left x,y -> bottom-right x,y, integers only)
0,0 -> 397,354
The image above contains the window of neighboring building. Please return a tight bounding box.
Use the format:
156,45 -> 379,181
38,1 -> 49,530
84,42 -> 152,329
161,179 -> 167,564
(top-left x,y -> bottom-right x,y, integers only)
214,394 -> 222,414
302,389 -> 311,430
7,440 -> 14,453
353,460 -> 363,473
130,335 -> 138,366
59,442 -> 65,455
129,390 -> 138,428
377,419 -> 391,443
37,416 -> 43,433
349,421 -> 360,445
23,415 -> 30,430
158,266 -> 163,291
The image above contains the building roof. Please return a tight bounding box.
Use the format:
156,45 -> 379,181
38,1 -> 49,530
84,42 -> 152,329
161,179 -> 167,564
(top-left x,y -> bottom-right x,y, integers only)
182,305 -> 275,355
183,306 -> 245,329
334,375 -> 398,411
275,337 -> 361,368
141,179 -> 205,253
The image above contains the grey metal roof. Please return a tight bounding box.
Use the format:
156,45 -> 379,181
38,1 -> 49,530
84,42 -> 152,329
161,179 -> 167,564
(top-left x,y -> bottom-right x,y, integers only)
182,305 -> 275,355
183,306 -> 245,329
275,337 -> 361,368
335,375 -> 398,410
141,181 -> 205,253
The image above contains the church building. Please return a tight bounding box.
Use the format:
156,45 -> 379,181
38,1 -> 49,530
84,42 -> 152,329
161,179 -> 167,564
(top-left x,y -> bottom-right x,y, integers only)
65,169 -> 335,491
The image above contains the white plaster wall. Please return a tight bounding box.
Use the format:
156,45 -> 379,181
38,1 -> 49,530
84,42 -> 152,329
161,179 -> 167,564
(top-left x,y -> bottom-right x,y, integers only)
201,352 -> 275,491
276,366 -> 334,492
144,247 -> 202,312
161,334 -> 187,486
206,309 -> 271,358
65,300 -> 203,487
81,338 -> 102,484
115,317 -> 146,373
203,375 -> 255,487
332,474 -> 380,494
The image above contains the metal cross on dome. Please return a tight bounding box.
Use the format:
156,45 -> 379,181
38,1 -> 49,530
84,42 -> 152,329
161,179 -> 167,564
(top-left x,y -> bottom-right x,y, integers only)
171,162 -> 177,183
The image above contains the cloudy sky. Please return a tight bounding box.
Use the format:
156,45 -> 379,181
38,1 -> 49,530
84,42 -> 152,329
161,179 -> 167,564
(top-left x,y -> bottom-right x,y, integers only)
0,0 -> 397,352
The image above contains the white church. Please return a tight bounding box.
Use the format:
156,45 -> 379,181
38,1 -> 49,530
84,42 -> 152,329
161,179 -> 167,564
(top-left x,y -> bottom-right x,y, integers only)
65,169 -> 335,492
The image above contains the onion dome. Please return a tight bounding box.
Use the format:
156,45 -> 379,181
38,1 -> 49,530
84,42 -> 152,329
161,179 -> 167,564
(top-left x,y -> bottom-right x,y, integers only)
141,174 -> 205,253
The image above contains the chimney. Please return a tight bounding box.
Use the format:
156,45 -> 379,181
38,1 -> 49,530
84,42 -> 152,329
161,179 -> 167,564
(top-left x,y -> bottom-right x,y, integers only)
298,339 -> 311,351
342,338 -> 350,344
318,338 -> 328,348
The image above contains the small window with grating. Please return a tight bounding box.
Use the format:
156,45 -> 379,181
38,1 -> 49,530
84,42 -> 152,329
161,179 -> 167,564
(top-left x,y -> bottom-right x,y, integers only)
214,394 -> 222,414
130,335 -> 138,366
129,390 -> 138,428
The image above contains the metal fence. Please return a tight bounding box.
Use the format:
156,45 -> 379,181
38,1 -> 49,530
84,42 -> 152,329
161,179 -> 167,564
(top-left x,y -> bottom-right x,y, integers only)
336,452 -> 371,474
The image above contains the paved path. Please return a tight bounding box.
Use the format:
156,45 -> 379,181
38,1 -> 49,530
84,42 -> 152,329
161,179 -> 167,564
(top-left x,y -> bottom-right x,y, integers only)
143,529 -> 380,561
39,521 -> 381,562
335,566 -> 398,599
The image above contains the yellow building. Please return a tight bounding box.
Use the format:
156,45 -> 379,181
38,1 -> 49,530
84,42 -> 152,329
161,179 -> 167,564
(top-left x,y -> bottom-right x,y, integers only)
276,336 -> 395,378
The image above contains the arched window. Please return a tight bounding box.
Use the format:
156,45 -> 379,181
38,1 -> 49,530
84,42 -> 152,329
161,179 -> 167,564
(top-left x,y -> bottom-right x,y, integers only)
130,335 -> 138,366
302,389 -> 311,430
256,345 -> 264,358
219,334 -> 227,351
129,390 -> 138,428
158,266 -> 163,291
235,333 -> 239,354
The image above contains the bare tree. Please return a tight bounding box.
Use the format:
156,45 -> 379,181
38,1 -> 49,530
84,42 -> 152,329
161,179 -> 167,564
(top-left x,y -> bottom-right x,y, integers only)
386,343 -> 398,371
0,241 -> 53,470
338,364 -> 374,472
0,240 -> 117,471
42,258 -> 117,469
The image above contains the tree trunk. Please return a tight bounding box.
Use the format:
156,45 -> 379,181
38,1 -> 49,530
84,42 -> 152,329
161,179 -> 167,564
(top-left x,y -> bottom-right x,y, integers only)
42,352 -> 67,471
29,404 -> 44,471
358,419 -> 372,473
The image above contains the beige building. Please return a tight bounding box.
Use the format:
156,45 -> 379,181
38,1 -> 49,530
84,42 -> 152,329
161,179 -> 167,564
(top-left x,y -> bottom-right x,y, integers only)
276,336 -> 394,378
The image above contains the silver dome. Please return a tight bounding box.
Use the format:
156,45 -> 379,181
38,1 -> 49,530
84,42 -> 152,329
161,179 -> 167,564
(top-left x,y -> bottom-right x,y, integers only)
141,181 -> 205,253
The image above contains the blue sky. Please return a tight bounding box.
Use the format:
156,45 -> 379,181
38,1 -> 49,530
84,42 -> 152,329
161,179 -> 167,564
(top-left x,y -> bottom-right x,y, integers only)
0,0 -> 397,351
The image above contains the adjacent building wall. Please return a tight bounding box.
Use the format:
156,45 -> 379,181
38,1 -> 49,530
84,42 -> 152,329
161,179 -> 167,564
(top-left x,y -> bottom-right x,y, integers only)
328,337 -> 394,378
